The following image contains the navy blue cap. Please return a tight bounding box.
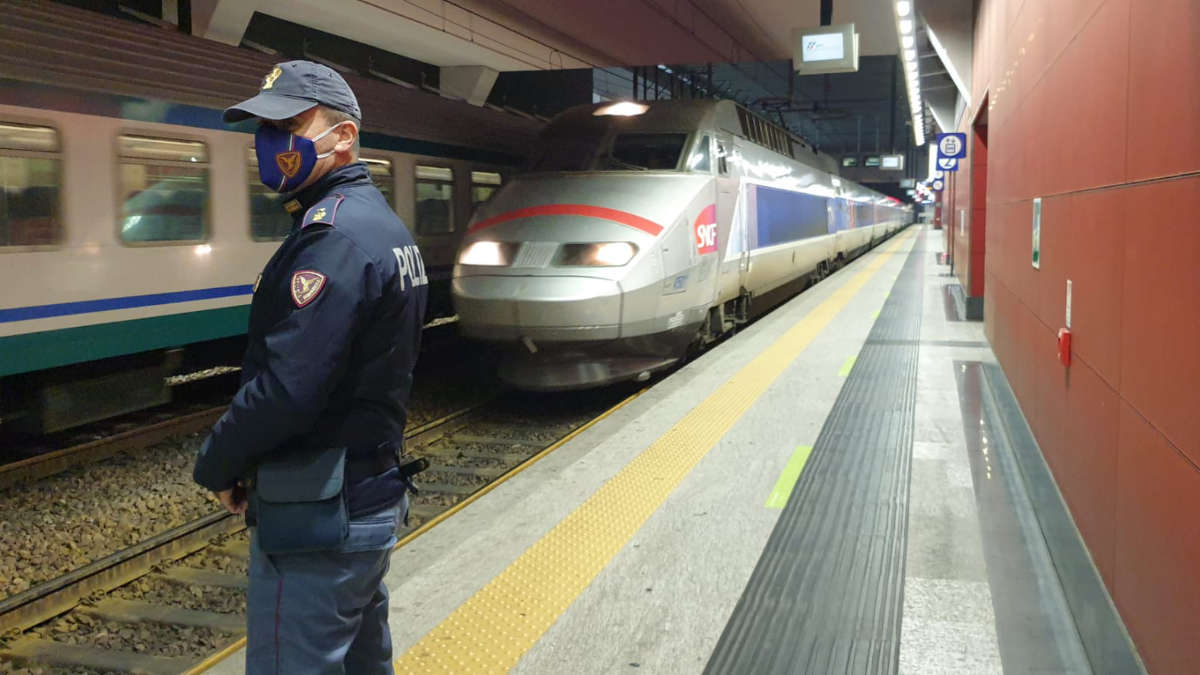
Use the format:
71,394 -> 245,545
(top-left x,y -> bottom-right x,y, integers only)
224,60 -> 362,123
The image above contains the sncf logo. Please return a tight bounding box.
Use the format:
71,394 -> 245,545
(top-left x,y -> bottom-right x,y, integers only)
693,204 -> 718,255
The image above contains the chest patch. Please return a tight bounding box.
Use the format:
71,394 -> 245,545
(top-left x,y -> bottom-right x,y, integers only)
290,270 -> 327,307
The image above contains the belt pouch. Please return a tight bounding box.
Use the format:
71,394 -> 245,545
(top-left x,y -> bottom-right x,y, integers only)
252,446 -> 348,554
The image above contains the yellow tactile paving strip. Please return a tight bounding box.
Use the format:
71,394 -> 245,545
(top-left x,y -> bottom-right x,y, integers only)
394,229 -> 916,674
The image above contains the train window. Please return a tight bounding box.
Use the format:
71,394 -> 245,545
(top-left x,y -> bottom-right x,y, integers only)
610,133 -> 686,171
246,146 -> 292,240
687,135 -> 711,172
363,157 -> 394,208
415,165 -> 454,235
0,122 -> 62,247
470,170 -> 502,210
119,135 -> 208,243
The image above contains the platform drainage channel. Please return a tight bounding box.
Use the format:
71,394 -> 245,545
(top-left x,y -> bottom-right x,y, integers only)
705,231 -> 924,674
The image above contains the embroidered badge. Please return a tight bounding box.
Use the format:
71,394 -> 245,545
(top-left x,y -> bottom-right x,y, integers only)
276,151 -> 302,178
262,66 -> 282,90
311,207 -> 327,221
290,270 -> 326,308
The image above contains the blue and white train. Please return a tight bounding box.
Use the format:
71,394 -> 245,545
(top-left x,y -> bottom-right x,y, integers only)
452,99 -> 911,390
0,0 -> 537,432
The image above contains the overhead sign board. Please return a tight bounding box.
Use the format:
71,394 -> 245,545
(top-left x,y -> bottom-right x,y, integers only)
937,132 -> 967,159
900,178 -> 916,188
880,154 -> 904,170
864,156 -> 882,167
937,157 -> 959,171
842,157 -> 858,167
793,23 -> 860,75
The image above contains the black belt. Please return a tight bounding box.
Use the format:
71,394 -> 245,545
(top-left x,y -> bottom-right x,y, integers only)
345,444 -> 429,484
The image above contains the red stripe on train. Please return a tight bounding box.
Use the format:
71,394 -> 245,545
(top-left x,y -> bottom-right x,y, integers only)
467,204 -> 664,236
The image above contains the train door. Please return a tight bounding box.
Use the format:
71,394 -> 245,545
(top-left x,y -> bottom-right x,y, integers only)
714,132 -> 744,304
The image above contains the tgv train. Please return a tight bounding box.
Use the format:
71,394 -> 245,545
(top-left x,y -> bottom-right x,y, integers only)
0,1 -> 537,433
452,100 -> 911,390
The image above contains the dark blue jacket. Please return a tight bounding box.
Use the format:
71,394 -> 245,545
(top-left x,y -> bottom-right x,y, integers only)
194,163 -> 428,511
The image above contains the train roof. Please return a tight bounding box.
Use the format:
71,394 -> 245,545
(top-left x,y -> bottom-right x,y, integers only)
546,99 -> 840,175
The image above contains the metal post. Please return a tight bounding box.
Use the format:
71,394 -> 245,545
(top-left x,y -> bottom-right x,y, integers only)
888,60 -> 897,152
632,67 -> 638,100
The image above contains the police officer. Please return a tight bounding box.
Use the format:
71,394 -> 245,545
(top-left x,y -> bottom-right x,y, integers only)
193,61 -> 428,674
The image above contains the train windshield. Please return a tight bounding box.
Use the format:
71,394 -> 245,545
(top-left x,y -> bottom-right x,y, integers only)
532,132 -> 688,172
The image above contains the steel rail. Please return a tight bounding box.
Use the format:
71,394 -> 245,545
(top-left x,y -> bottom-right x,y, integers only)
0,406 -> 227,491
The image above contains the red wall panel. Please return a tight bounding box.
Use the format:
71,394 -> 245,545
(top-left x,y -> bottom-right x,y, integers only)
1127,0 -> 1200,180
1114,402 -> 1200,673
1119,177 -> 1200,466
975,0 -> 1200,668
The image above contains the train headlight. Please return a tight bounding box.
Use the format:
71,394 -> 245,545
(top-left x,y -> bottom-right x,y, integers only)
459,241 -> 514,266
557,242 -> 638,267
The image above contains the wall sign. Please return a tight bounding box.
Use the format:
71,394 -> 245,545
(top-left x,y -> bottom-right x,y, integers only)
937,157 -> 958,171
937,132 -> 967,159
1032,197 -> 1042,269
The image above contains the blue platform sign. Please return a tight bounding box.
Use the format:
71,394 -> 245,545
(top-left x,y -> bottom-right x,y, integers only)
932,179 -> 945,191
937,133 -> 967,159
937,157 -> 959,171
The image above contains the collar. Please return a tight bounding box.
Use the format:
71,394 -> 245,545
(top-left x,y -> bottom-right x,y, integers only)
283,162 -> 371,215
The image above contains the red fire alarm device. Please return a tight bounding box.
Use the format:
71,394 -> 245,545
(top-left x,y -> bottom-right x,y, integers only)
1057,328 -> 1072,367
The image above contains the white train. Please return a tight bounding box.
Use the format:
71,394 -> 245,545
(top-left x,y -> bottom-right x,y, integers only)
0,1 -> 537,433
452,100 -> 911,390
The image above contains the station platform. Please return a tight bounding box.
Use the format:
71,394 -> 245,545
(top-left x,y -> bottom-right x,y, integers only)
207,224 -> 1135,674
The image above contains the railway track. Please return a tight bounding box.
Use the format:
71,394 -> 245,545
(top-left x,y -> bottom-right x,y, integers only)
0,406 -> 229,493
0,388 -> 639,674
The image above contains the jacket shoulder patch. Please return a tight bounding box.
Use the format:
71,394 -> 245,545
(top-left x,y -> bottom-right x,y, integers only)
301,194 -> 345,229
291,270 -> 327,307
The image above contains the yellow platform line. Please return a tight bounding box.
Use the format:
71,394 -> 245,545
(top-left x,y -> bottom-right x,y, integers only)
837,354 -> 858,377
765,445 -> 814,509
394,230 -> 915,674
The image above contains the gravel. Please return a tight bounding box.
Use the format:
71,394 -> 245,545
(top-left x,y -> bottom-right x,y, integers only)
0,661 -> 113,674
0,435 -> 218,600
184,550 -> 248,576
113,577 -> 245,616
0,348 -> 493,603
28,614 -> 234,659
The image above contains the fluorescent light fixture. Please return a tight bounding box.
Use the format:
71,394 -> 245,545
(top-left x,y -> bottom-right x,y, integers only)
900,19 -> 914,33
905,48 -> 917,61
896,1 -> 912,17
594,101 -> 649,117
902,35 -> 914,48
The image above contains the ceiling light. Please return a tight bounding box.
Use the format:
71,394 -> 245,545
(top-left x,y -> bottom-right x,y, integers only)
902,35 -> 914,49
905,48 -> 917,61
594,101 -> 649,117
896,1 -> 912,17
900,19 -> 914,33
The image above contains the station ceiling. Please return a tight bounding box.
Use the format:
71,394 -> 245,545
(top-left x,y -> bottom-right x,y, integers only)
188,0 -> 970,171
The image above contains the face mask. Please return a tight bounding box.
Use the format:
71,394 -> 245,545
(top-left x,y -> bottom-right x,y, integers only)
254,122 -> 349,193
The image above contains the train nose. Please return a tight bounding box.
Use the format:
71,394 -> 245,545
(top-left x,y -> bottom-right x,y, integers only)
453,275 -> 622,342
